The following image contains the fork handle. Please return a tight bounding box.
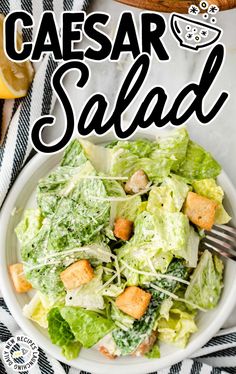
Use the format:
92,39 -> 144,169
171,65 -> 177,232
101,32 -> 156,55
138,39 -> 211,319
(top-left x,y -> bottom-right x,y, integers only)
114,0 -> 236,12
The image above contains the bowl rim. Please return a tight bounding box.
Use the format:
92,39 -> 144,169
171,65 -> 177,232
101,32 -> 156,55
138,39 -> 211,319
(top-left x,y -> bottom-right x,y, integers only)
1,146 -> 236,374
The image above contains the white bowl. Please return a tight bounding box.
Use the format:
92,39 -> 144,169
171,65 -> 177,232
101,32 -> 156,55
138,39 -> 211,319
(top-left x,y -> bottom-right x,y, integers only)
1,133 -> 236,374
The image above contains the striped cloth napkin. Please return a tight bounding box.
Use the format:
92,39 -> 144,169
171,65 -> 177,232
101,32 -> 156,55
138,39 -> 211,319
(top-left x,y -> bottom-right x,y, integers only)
0,1 -> 235,373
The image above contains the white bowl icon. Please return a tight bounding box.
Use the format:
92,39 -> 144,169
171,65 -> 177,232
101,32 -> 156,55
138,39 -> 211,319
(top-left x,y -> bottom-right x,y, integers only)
170,14 -> 222,51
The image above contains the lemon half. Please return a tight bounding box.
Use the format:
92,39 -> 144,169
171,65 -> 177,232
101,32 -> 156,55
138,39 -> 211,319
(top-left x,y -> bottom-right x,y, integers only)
0,14 -> 34,99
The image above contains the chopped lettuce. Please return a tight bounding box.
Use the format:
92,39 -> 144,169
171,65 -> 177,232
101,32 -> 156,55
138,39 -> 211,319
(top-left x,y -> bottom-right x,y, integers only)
192,178 -> 231,224
115,195 -> 142,221
117,212 -> 173,284
37,166 -> 81,217
176,141 -> 221,180
62,342 -> 82,361
162,175 -> 190,210
37,161 -> 96,217
17,131 -> 226,361
110,302 -> 135,330
38,139 -> 93,217
60,307 -> 115,348
47,307 -> 81,360
118,210 -> 194,284
113,260 -> 189,355
79,139 -> 111,174
184,226 -> 200,268
147,186 -> 177,214
147,174 -> 190,215
48,306 -> 115,355
47,196 -> 109,252
103,179 -> 125,197
24,264 -> 65,300
102,177 -> 140,228
159,298 -> 173,321
23,292 -> 53,328
185,250 -> 224,309
110,139 -> 172,182
101,283 -> 125,297
65,267 -> 104,310
158,305 -> 197,348
153,128 -> 189,172
15,209 -> 42,244
145,342 -> 160,359
61,139 -> 87,167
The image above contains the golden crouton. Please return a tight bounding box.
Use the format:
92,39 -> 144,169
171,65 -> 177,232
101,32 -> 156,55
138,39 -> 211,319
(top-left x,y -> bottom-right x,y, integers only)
114,217 -> 133,241
60,259 -> 94,290
115,286 -> 151,319
9,263 -> 32,293
184,191 -> 218,230
125,170 -> 149,194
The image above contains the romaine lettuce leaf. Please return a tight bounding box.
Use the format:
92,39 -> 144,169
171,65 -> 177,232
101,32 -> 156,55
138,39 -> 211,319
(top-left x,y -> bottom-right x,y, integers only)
15,209 -> 42,244
184,226 -> 200,268
103,179 -> 125,197
62,342 -> 82,361
21,215 -> 111,298
145,342 -> 160,359
102,178 -> 138,228
60,306 -> 115,348
25,264 -> 65,300
37,162 -> 95,217
23,292 -> 52,328
158,305 -> 197,348
113,139 -> 155,158
118,210 -> 192,284
20,218 -> 48,264
20,218 -> 65,299
38,139 -> 91,216
177,141 -> 221,180
48,196 -> 109,252
115,196 -> 142,221
42,160 -> 110,252
110,302 -> 135,329
61,139 -> 87,167
102,283 -> 125,298
192,178 -> 231,224
110,139 -> 172,182
162,175 -> 190,210
185,250 -> 224,309
117,212 -> 173,284
79,139 -> 111,174
147,186 -> 176,214
159,298 -> 173,321
48,307 -> 81,360
153,128 -> 189,172
147,174 -> 189,214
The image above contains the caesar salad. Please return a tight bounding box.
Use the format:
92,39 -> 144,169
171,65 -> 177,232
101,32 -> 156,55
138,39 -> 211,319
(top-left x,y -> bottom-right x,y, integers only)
10,128 -> 231,360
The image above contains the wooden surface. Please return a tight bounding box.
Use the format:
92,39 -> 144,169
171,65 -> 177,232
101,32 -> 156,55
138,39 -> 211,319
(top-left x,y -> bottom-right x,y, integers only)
115,0 -> 236,12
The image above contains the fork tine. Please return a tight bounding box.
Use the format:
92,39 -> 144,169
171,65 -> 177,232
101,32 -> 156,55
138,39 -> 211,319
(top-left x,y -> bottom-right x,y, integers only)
204,235 -> 236,253
214,224 -> 236,235
200,242 -> 236,261
202,224 -> 236,262
206,228 -> 236,246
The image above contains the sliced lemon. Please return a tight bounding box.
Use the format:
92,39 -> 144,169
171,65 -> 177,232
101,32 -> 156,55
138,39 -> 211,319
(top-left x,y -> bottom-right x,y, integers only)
0,14 -> 34,99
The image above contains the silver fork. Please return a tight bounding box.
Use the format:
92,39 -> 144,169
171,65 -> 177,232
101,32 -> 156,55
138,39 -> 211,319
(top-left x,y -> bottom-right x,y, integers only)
201,225 -> 236,261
